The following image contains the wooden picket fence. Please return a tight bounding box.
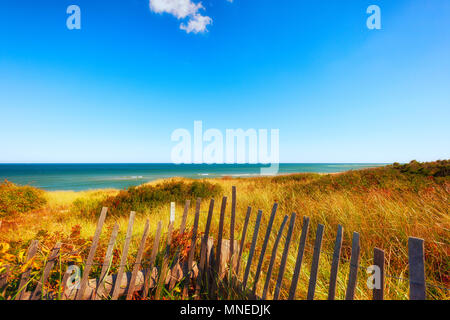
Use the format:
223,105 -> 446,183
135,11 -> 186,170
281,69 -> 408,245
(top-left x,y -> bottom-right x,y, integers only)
1,186 -> 429,300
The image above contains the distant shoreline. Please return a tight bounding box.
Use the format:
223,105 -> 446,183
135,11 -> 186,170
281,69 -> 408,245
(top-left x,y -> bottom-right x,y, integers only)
45,170 -> 369,193
0,163 -> 389,192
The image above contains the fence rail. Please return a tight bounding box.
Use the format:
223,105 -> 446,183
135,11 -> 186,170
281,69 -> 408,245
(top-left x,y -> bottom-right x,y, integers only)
1,186 -> 445,300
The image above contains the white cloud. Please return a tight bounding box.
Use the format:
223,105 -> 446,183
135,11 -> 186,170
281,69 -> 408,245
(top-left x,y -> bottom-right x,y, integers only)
150,0 -> 203,19
180,13 -> 212,34
149,0 -> 212,33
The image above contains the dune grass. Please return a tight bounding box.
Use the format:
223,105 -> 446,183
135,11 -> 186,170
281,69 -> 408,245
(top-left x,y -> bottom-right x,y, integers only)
0,161 -> 448,300
0,180 -> 47,217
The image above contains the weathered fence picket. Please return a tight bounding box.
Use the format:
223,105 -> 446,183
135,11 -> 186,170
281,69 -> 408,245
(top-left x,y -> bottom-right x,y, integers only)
76,207 -> 108,300
235,206 -> 252,280
345,232 -> 360,300
328,224 -> 343,300
273,212 -> 296,300
262,215 -> 288,299
111,211 -> 136,300
142,220 -> 162,299
126,219 -> 150,300
0,265 -> 10,295
212,196 -> 227,297
195,199 -> 215,298
155,204 -> 175,300
30,242 -> 62,300
205,237 -> 215,289
307,224 -> 325,300
179,200 -> 191,235
408,237 -> 426,300
15,239 -> 39,300
252,203 -> 278,295
168,200 -> 192,292
226,187 -> 237,299
182,198 -> 201,298
95,222 -> 119,300
242,209 -> 262,291
288,216 -> 310,300
230,186 -> 236,270
373,247 -> 385,300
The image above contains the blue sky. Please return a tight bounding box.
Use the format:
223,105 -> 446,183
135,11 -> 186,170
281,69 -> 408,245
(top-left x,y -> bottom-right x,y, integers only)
0,0 -> 449,163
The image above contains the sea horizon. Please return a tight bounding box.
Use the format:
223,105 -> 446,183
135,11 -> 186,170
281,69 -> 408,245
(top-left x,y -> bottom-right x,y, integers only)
0,163 -> 388,191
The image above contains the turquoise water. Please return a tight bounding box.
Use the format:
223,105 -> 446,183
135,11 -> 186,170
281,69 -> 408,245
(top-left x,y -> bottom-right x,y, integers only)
0,163 -> 387,191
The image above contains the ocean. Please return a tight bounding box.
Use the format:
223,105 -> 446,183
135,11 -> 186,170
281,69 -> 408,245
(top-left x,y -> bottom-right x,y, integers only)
0,163 -> 387,191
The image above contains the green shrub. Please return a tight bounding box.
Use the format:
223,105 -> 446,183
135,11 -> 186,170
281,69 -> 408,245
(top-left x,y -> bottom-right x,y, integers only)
0,180 -> 47,217
99,180 -> 222,217
392,160 -> 449,177
269,161 -> 449,197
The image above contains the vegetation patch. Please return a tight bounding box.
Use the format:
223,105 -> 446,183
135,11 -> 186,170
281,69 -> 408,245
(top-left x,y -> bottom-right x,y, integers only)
1,161 -> 449,300
0,180 -> 47,217
268,160 -> 449,195
96,180 -> 222,217
391,160 -> 449,178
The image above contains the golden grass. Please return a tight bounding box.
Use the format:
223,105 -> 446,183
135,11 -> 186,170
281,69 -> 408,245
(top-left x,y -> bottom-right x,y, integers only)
0,165 -> 449,300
